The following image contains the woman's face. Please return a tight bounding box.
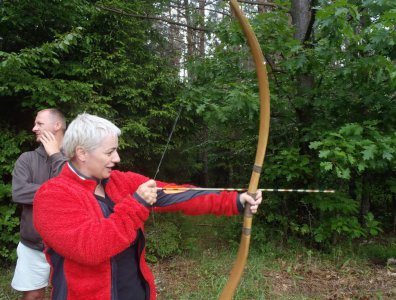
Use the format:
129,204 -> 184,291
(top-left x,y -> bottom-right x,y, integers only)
83,134 -> 120,180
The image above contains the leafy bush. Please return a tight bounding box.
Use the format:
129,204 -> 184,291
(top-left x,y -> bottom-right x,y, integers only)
0,128 -> 30,263
0,204 -> 19,262
357,240 -> 396,265
310,122 -> 396,180
144,216 -> 182,263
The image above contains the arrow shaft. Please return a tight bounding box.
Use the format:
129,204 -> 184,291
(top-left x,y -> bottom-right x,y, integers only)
157,187 -> 335,193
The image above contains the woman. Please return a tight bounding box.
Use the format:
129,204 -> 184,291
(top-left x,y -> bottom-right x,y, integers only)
33,113 -> 262,300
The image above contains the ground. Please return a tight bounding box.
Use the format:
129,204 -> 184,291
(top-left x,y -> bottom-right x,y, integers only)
151,254 -> 396,299
1,254 -> 395,299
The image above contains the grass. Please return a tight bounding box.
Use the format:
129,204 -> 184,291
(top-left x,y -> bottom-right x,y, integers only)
149,246 -> 396,299
0,268 -> 19,300
1,215 -> 395,299
148,215 -> 396,299
2,251 -> 395,300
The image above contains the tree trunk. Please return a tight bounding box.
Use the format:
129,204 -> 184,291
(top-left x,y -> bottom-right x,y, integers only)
184,0 -> 194,57
170,1 -> 182,67
198,0 -> 206,56
290,0 -> 314,42
202,126 -> 209,187
349,171 -> 358,205
290,0 -> 315,156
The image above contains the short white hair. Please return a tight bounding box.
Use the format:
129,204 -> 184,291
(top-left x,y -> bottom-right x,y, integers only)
62,113 -> 121,159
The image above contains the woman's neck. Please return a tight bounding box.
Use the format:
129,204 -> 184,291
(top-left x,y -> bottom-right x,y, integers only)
95,184 -> 105,197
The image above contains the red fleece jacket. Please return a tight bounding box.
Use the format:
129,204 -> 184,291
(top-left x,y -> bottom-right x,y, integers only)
33,163 -> 240,300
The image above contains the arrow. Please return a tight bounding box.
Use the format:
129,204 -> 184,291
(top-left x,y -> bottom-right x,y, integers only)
157,187 -> 335,194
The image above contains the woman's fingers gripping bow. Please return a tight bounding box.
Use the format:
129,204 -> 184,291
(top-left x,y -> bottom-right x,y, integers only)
136,179 -> 157,206
239,190 -> 262,214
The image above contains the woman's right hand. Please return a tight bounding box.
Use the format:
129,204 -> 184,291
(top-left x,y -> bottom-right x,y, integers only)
136,179 -> 157,206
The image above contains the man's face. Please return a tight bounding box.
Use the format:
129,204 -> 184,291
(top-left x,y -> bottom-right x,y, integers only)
32,110 -> 57,142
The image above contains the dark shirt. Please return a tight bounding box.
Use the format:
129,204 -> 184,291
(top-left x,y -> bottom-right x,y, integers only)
96,194 -> 148,300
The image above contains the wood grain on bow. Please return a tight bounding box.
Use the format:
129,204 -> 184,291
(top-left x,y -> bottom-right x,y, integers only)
219,1 -> 270,299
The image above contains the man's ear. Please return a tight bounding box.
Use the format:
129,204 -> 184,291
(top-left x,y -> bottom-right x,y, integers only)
54,121 -> 62,132
75,146 -> 87,162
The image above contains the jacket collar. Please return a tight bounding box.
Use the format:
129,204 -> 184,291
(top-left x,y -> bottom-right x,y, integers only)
35,144 -> 48,158
35,144 -> 65,160
63,162 -> 110,192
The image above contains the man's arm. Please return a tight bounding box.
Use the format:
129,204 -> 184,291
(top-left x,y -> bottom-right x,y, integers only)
12,153 -> 40,205
12,149 -> 67,205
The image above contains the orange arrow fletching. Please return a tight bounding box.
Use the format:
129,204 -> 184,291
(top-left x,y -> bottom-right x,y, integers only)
158,185 -> 192,194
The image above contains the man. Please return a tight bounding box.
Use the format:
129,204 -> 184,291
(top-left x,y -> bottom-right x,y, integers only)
11,108 -> 67,300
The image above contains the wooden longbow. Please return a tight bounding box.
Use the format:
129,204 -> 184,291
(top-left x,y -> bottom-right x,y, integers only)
218,1 -> 271,299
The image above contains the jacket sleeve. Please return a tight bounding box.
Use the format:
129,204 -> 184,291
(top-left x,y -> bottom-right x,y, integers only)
110,171 -> 242,216
33,181 -> 150,266
150,190 -> 242,216
12,153 -> 40,205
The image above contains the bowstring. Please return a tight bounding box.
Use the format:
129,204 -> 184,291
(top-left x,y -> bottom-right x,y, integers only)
151,104 -> 183,226
150,104 -> 183,285
153,104 -> 183,181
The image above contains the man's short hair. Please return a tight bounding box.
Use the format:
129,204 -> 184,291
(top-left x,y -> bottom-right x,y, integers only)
39,108 -> 66,131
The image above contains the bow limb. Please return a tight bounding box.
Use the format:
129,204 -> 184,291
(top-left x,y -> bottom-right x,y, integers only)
219,1 -> 270,299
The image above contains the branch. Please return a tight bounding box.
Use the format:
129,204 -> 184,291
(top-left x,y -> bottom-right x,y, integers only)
96,5 -> 211,33
237,0 -> 279,8
167,3 -> 231,17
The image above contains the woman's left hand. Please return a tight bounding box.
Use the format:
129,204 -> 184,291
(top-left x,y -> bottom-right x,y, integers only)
239,190 -> 262,214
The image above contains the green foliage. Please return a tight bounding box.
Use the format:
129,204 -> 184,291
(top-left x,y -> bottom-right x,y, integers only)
309,194 -> 362,242
0,24 -> 94,109
263,148 -> 312,183
310,122 -> 396,179
0,128 -> 30,179
357,239 -> 396,264
145,216 -> 182,263
179,0 -> 396,248
0,0 -> 185,168
0,128 -> 30,262
0,205 -> 19,262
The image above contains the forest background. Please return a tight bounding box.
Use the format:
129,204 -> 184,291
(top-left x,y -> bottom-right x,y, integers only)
0,0 -> 395,298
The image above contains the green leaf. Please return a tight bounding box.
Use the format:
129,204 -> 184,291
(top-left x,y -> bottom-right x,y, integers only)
362,145 -> 377,160
319,150 -> 331,158
309,141 -> 322,149
382,151 -> 393,161
320,161 -> 333,171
